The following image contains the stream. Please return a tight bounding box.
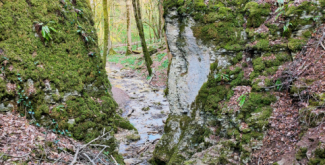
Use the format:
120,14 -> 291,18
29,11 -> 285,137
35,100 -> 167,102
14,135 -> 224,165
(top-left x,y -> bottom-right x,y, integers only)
106,62 -> 170,165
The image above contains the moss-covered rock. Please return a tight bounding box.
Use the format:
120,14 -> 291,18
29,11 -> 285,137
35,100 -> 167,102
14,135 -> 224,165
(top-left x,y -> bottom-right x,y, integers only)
154,0 -> 325,164
0,0 -> 122,162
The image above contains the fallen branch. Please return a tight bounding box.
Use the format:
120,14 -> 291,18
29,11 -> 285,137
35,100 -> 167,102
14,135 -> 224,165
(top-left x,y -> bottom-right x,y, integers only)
69,129 -> 113,165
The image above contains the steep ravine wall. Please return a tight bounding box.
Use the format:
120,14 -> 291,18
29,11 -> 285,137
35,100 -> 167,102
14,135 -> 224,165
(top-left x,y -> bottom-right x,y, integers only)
152,0 -> 325,164
0,0 -> 131,163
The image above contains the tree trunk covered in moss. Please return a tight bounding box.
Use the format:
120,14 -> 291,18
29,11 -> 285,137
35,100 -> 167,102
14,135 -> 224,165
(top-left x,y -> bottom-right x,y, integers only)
126,0 -> 133,55
102,0 -> 110,67
158,0 -> 163,39
132,0 -> 153,76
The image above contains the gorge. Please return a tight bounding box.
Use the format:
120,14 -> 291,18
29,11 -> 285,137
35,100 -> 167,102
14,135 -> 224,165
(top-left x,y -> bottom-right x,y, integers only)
1,0 -> 325,165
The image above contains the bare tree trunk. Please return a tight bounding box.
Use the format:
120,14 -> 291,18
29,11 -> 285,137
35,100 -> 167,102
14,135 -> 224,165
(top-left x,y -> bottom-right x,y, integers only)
126,0 -> 132,55
132,0 -> 153,76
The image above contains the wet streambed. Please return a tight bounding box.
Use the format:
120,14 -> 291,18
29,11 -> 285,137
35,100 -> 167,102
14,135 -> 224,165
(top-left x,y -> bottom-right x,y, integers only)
106,62 -> 169,165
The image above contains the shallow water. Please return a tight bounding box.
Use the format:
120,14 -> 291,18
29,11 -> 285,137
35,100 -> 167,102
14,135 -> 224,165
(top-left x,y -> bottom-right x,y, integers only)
106,63 -> 169,165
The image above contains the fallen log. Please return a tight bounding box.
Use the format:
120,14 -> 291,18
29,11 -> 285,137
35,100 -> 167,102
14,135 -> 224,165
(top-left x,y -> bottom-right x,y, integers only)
132,50 -> 142,54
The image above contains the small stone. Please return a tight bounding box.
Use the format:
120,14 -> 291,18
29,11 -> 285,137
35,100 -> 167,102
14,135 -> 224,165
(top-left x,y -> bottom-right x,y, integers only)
68,119 -> 75,125
38,136 -> 45,141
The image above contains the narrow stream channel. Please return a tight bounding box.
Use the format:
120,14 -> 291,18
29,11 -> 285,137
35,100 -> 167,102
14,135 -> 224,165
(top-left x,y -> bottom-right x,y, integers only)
106,62 -> 170,165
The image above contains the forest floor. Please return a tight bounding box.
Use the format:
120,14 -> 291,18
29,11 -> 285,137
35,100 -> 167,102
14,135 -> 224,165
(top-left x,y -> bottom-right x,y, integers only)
0,113 -> 118,164
107,50 -> 170,165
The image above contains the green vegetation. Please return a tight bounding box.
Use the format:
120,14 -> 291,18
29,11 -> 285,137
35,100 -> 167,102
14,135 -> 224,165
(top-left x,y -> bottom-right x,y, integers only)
35,22 -> 58,43
157,53 -> 167,62
296,147 -> 307,160
238,93 -> 247,107
308,147 -> 325,164
215,73 -> 230,81
244,2 -> 271,28
121,56 -> 137,65
161,59 -> 169,69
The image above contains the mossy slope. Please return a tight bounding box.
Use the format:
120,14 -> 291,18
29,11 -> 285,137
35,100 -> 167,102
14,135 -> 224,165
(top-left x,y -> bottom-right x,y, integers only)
0,0 -> 127,162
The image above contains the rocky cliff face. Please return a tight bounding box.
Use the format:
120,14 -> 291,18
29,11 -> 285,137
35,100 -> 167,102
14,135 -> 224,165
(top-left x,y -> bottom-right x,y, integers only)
152,0 -> 325,164
0,0 -> 129,162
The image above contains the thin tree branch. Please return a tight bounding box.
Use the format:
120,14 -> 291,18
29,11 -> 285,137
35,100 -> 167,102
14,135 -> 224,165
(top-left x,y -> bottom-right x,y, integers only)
110,155 -> 118,165
82,153 -> 96,165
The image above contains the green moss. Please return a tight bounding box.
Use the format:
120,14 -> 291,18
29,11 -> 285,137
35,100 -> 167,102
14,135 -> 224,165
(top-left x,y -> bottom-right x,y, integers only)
177,0 -> 185,5
231,52 -> 243,64
210,61 -> 219,71
255,39 -> 270,51
288,38 -> 307,51
193,81 -> 231,113
252,57 -> 265,72
113,115 -> 136,130
244,2 -> 270,28
242,93 -> 276,111
303,30 -> 312,38
263,66 -> 278,76
194,0 -> 207,11
230,71 -> 250,87
285,1 -> 317,16
308,147 -> 325,165
126,133 -> 141,141
296,147 -> 308,160
193,21 -> 244,48
290,85 -> 307,94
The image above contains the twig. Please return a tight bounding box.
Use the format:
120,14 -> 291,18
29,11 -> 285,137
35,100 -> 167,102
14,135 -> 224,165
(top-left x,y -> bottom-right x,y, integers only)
52,156 -> 63,164
82,153 -> 96,165
94,147 -> 107,161
110,155 -> 118,165
90,144 -> 110,148
320,40 -> 325,50
70,130 -> 112,165
80,131 -> 110,150
98,157 -> 110,165
69,146 -> 80,165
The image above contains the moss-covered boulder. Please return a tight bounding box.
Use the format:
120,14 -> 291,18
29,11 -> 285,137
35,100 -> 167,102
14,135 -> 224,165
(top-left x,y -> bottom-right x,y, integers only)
151,0 -> 325,164
0,0 -> 124,162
